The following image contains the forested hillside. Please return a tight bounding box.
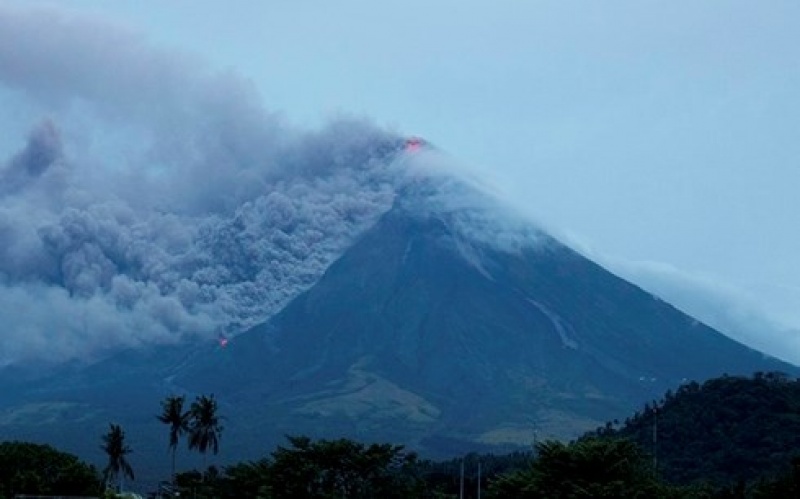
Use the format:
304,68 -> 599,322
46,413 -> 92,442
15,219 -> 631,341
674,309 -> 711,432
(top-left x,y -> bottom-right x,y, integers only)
590,372 -> 800,486
6,373 -> 800,498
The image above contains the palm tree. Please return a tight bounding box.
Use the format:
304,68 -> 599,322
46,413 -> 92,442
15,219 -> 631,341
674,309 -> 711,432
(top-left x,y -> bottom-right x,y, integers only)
188,394 -> 223,469
100,423 -> 134,492
157,395 -> 189,481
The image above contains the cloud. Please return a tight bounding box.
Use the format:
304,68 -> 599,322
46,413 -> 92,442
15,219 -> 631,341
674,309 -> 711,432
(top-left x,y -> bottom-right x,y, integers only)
0,4 -> 408,365
603,258 -> 800,365
0,118 -> 62,194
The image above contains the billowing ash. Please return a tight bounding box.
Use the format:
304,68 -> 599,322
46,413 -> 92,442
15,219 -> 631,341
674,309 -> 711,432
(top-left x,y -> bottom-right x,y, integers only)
0,5 -> 414,364
0,115 -> 408,365
0,5 -> 544,365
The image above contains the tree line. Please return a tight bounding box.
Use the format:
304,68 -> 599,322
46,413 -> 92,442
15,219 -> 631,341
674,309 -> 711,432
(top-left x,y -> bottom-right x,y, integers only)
588,371 -> 800,488
0,392 -> 224,499
101,393 -> 223,495
5,373 -> 800,497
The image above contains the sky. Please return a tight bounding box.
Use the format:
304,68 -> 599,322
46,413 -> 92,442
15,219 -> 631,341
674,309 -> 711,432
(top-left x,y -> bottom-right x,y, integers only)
1,1 -> 799,363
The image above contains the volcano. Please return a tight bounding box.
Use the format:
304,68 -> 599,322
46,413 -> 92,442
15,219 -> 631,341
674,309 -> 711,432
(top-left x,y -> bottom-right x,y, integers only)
0,149 -> 795,484
166,172 -> 797,457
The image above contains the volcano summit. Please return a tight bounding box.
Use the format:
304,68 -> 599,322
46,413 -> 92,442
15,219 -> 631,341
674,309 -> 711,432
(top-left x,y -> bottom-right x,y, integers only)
2,141 -> 794,480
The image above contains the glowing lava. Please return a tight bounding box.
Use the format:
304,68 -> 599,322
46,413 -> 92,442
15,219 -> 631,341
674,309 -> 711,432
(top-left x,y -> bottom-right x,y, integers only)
405,137 -> 424,152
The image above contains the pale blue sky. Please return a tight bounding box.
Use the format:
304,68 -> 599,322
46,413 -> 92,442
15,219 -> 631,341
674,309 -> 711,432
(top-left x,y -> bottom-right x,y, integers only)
3,1 -> 800,361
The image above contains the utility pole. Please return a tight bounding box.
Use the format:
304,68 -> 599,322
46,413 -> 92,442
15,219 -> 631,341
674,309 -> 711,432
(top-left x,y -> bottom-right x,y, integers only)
653,406 -> 658,477
477,461 -> 482,499
459,458 -> 465,499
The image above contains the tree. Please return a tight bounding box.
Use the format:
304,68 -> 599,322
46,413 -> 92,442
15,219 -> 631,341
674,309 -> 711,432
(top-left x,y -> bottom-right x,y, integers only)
266,435 -> 422,498
220,459 -> 272,498
100,423 -> 135,492
157,394 -> 190,481
0,441 -> 101,497
188,394 -> 223,468
592,373 -> 800,486
487,438 -> 679,498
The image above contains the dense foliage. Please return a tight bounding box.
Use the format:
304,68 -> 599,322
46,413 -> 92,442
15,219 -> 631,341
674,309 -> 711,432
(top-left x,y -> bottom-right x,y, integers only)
487,437 -> 710,498
590,372 -> 800,487
7,373 -> 800,498
171,435 -> 423,498
0,441 -> 101,498
414,450 -> 532,497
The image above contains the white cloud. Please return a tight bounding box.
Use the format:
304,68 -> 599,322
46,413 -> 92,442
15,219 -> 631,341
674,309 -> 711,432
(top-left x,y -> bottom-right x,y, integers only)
604,258 -> 800,365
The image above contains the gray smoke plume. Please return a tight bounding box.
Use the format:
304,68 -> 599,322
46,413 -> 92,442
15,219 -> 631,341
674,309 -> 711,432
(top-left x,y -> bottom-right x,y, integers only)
0,5 -> 545,366
0,119 -> 62,196
0,5 -> 415,365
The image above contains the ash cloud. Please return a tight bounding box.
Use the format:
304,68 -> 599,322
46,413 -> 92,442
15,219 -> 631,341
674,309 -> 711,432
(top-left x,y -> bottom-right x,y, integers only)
0,5 -> 407,365
0,119 -> 62,196
0,114 -> 402,365
0,4 -> 550,366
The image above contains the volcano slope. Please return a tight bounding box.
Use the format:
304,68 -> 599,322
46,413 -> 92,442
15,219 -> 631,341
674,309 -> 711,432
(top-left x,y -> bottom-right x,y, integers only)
170,178 -> 797,458
1,158 -> 796,481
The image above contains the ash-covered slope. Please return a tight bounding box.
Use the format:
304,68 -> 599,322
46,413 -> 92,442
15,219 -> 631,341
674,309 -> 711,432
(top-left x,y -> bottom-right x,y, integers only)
0,117 -> 405,366
172,178 -> 797,456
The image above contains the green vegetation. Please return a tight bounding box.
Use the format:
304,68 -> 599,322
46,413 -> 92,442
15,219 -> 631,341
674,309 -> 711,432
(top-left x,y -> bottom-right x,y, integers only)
155,392 -> 224,481
176,435 -> 424,498
187,393 -> 223,468
5,373 -> 800,497
101,423 -> 135,493
487,438 -> 695,498
0,441 -> 101,498
590,372 -> 800,487
156,394 -> 189,482
414,450 -> 533,497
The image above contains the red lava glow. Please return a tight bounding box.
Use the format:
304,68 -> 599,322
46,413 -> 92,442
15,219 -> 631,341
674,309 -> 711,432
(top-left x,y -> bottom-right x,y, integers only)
405,137 -> 423,152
